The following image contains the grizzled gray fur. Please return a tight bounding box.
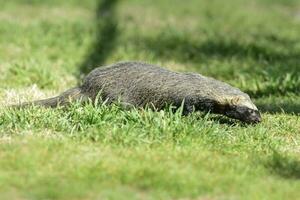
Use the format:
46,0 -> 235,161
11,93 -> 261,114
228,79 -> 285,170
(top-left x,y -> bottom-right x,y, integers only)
16,61 -> 262,123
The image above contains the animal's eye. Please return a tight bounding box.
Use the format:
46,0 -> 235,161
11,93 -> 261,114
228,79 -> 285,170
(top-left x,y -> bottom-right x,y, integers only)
230,105 -> 237,109
248,109 -> 255,114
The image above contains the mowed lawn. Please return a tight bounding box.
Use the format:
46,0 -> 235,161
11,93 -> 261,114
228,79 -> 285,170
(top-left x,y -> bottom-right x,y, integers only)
0,0 -> 300,199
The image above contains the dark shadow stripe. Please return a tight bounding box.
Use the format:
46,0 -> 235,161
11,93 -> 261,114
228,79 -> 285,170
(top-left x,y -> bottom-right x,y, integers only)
78,0 -> 119,77
265,150 -> 300,179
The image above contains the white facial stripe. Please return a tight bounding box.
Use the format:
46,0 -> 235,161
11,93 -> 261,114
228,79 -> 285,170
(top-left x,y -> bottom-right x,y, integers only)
223,96 -> 258,111
240,100 -> 258,110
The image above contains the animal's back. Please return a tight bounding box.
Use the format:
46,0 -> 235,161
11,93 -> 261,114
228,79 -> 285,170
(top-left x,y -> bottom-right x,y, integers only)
81,61 -> 244,109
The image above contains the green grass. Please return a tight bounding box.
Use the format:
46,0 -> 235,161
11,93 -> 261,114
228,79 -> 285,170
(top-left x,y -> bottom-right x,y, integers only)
0,0 -> 299,199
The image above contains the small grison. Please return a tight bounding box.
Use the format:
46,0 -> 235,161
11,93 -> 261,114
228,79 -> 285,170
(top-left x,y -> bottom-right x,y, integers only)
16,61 -> 262,123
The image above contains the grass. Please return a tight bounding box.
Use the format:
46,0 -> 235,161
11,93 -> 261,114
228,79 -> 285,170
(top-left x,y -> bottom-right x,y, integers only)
0,0 -> 299,199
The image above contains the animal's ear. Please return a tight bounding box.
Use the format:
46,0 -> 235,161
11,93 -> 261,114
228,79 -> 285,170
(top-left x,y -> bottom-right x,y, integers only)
230,96 -> 242,105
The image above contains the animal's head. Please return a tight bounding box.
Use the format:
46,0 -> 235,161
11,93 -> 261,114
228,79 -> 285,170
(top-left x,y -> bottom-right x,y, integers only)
216,95 -> 262,124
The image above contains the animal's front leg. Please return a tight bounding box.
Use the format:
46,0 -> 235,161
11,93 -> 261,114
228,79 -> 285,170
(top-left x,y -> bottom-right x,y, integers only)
182,96 -> 196,116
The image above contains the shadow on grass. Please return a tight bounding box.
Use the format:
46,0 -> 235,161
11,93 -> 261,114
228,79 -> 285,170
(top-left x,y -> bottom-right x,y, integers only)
211,117 -> 245,126
135,32 -> 300,66
78,0 -> 119,76
266,150 -> 300,179
256,101 -> 300,115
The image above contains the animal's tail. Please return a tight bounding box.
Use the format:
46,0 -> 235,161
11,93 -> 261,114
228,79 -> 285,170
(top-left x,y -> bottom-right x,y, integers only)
10,87 -> 88,109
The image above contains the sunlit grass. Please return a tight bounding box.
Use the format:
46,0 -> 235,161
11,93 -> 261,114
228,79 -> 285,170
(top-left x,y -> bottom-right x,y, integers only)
0,0 -> 299,199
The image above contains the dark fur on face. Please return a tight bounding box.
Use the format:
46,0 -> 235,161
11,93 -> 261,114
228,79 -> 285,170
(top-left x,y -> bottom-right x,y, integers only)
224,105 -> 262,124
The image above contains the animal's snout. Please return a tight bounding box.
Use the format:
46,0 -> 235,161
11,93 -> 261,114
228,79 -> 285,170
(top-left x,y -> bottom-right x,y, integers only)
248,110 -> 262,124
